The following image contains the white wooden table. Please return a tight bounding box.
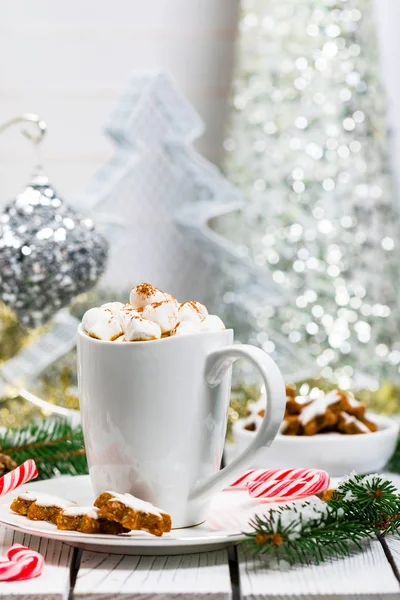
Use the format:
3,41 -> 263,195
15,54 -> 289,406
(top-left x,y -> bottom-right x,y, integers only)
1,477 -> 400,599
0,529 -> 399,600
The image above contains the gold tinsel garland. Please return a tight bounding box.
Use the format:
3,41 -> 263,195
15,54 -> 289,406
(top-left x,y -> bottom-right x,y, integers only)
0,303 -> 30,362
0,291 -> 120,427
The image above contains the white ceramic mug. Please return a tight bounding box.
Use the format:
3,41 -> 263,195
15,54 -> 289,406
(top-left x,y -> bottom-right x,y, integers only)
78,326 -> 285,528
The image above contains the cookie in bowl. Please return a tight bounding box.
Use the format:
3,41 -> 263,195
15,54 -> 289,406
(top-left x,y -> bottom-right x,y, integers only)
232,385 -> 398,476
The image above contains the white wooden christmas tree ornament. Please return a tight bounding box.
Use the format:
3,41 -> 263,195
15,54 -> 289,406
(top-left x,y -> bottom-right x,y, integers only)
74,71 -> 313,377
74,71 -> 279,306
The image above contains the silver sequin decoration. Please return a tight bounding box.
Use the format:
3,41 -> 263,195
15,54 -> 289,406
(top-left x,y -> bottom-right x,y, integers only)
0,171 -> 108,327
220,0 -> 400,385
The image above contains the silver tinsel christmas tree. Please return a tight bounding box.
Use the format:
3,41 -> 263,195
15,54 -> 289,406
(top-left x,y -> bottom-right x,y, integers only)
220,0 -> 400,387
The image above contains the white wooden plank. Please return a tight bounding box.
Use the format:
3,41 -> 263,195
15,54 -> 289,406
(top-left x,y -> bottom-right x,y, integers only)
74,550 -> 232,599
0,525 -> 73,599
383,536 -> 400,579
238,540 -> 400,599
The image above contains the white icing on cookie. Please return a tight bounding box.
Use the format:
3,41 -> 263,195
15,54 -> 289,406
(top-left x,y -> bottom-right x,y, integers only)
299,390 -> 344,425
61,506 -> 99,519
324,390 -> 342,406
299,398 -> 326,425
347,396 -> 362,408
18,491 -> 38,501
106,492 -> 164,516
340,411 -> 370,433
18,491 -> 76,508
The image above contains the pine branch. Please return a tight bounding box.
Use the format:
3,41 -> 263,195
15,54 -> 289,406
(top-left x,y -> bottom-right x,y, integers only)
0,419 -> 88,480
387,434 -> 400,473
245,473 -> 400,565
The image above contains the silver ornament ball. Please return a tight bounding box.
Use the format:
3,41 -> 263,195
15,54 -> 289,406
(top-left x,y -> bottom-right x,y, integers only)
0,170 -> 108,328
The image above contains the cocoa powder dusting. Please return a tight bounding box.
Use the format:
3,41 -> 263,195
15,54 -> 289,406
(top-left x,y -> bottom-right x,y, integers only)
136,283 -> 159,298
181,301 -> 201,314
152,301 -> 167,308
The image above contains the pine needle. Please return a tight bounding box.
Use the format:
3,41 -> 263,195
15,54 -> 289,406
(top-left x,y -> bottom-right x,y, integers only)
245,473 -> 400,565
387,434 -> 400,473
0,419 -> 88,480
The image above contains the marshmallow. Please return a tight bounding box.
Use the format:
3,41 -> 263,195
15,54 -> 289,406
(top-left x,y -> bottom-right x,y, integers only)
142,300 -> 179,334
164,293 -> 179,308
171,320 -> 202,336
125,315 -> 161,341
101,302 -> 124,316
118,303 -> 142,331
82,307 -> 123,341
82,283 -> 222,342
201,315 -> 225,332
129,283 -> 169,309
178,301 -> 208,324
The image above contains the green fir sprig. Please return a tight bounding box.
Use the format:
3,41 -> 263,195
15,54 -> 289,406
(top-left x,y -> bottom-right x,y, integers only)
0,419 -> 88,480
387,435 -> 400,474
246,473 -> 400,565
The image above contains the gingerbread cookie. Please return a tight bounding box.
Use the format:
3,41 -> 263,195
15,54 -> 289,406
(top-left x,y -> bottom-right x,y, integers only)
11,491 -> 76,524
243,421 -> 257,432
298,398 -> 337,436
10,491 -> 36,516
241,385 -> 378,437
56,506 -> 129,535
280,415 -> 303,436
283,389 -> 377,436
322,390 -> 347,415
285,385 -> 296,398
94,492 -> 172,537
337,411 -> 377,435
342,395 -> 367,420
285,396 -> 312,416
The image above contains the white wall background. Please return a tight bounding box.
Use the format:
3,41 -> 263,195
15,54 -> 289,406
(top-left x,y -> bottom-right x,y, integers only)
0,0 -> 239,205
0,1 -> 399,208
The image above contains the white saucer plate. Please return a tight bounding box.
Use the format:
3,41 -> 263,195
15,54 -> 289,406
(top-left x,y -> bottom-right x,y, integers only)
0,475 -> 291,555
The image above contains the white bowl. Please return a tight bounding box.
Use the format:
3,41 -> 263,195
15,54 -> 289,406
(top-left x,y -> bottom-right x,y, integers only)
231,413 -> 399,477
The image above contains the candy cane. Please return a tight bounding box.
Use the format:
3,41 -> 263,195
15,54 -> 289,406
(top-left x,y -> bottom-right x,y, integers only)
229,468 -> 326,489
0,545 -> 44,581
248,471 -> 330,501
0,460 -> 38,496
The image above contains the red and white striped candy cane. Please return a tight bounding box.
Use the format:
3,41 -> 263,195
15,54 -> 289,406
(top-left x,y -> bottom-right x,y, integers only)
248,470 -> 330,501
0,460 -> 38,496
228,469 -> 265,489
0,544 -> 44,581
229,468 -> 326,489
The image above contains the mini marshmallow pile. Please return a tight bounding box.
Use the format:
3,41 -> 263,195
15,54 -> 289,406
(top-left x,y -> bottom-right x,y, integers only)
82,282 -> 225,342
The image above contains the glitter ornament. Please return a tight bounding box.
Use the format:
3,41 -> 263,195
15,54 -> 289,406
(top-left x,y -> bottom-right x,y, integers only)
219,0 -> 400,383
0,116 -> 108,328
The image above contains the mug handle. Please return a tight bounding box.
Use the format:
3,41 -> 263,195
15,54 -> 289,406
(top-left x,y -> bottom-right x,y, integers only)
189,344 -> 286,502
